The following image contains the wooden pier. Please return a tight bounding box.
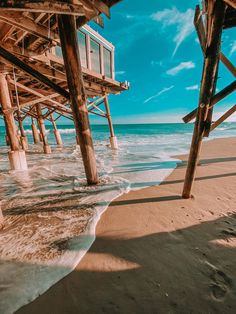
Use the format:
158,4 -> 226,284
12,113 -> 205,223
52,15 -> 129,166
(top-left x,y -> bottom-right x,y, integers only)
0,0 -> 128,225
182,0 -> 236,198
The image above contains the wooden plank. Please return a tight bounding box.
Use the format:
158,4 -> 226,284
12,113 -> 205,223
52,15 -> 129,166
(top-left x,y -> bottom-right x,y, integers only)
8,79 -> 72,114
182,0 -> 226,199
79,0 -> 110,18
58,13 -> 98,185
0,45 -> 70,99
210,104 -> 236,132
224,0 -> 236,9
0,1 -> 85,15
0,12 -> 59,44
38,52 -> 127,93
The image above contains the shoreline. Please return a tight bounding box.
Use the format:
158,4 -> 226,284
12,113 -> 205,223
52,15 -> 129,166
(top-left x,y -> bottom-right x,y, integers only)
16,136 -> 236,313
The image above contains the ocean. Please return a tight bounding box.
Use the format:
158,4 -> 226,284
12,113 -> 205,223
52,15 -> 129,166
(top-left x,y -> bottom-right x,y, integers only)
0,122 -> 236,313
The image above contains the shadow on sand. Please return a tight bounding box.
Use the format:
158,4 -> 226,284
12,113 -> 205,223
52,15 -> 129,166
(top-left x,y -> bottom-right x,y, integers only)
14,211 -> 236,314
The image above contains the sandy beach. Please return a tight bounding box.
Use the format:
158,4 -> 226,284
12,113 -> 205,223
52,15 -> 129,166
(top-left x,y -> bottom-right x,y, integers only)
16,137 -> 236,314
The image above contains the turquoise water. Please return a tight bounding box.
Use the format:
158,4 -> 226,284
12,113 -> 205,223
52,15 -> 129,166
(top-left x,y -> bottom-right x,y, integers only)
1,122 -> 236,313
2,122 -> 194,146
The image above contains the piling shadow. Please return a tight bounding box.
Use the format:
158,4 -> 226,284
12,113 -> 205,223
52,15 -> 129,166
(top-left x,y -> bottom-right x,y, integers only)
15,212 -> 236,314
162,172 -> 236,186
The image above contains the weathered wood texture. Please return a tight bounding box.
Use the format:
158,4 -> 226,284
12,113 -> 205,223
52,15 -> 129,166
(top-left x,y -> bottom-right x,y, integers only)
224,0 -> 236,9
31,119 -> 40,144
58,15 -> 98,185
0,2 -> 128,131
0,46 -> 70,99
183,4 -> 236,127
51,113 -> 63,146
0,205 -> 3,229
182,0 -> 226,198
104,95 -> 115,138
36,104 -> 51,154
0,73 -> 20,151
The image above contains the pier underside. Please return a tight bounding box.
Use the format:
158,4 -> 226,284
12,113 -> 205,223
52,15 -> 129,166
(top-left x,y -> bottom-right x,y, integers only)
0,0 -> 128,222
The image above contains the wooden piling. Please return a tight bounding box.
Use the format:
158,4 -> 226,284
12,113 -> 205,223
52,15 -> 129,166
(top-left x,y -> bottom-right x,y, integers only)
182,0 -> 226,198
17,112 -> 28,150
104,95 -> 118,149
0,73 -> 28,170
58,15 -> 98,185
36,104 -> 51,154
0,205 -> 3,229
31,118 -> 40,144
51,114 -> 63,146
3,116 -> 10,146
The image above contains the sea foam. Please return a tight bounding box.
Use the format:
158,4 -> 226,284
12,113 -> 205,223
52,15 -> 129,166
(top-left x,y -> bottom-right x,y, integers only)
1,122 -> 236,313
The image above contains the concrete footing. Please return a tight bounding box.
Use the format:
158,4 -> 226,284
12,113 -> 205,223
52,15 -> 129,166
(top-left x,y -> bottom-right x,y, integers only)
110,136 -> 118,149
8,150 -> 28,171
54,130 -> 63,146
43,144 -> 52,154
21,136 -> 28,150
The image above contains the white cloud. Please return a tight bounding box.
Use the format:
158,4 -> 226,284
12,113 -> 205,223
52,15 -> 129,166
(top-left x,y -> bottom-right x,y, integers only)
186,84 -> 199,91
151,7 -> 194,56
230,40 -> 236,55
166,61 -> 195,76
125,14 -> 135,19
144,85 -> 174,104
116,70 -> 126,76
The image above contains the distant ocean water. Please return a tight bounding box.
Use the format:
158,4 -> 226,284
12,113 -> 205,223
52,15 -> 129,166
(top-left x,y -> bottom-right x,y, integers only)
0,122 -> 236,313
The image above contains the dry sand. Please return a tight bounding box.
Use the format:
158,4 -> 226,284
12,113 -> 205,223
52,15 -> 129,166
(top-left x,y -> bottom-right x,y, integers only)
17,137 -> 236,314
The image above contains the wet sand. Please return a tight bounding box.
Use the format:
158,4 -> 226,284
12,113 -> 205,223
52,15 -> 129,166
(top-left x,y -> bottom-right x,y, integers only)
17,137 -> 236,314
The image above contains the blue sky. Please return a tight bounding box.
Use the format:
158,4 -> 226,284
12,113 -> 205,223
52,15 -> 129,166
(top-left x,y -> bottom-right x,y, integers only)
1,0 -> 235,127
89,0 -> 236,124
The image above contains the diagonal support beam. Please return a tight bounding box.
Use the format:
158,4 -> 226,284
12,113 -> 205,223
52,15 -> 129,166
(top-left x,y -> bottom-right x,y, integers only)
210,104 -> 236,132
0,45 -> 70,99
224,0 -> 236,9
8,79 -> 72,114
0,1 -> 85,15
0,12 -> 59,44
183,80 -> 236,123
220,53 -> 236,77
